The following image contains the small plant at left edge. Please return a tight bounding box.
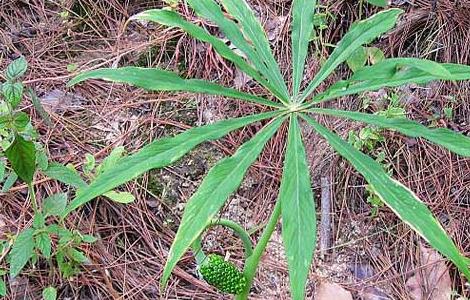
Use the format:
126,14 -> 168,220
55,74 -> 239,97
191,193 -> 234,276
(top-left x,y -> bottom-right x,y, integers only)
0,57 -> 98,299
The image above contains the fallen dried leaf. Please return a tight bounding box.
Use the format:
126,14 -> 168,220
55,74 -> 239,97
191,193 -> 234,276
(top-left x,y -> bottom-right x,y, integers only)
405,243 -> 452,300
316,282 -> 353,300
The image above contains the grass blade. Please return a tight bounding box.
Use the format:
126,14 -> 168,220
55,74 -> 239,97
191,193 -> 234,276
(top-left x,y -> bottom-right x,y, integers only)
63,111 -> 281,216
299,9 -> 403,102
187,0 -> 290,103
310,108 -> 470,157
291,0 -> 316,97
280,115 -> 316,300
68,67 -> 283,108
311,63 -> 470,105
131,9 -> 286,102
161,116 -> 285,287
302,113 -> 470,281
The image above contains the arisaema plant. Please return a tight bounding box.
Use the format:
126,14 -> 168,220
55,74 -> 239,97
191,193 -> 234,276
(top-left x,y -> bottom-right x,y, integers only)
66,1 -> 470,299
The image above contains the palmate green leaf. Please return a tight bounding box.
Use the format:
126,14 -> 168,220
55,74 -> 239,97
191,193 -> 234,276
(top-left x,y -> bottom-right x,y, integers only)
218,0 -> 289,97
161,117 -> 285,287
291,0 -> 317,96
9,228 -> 35,278
5,135 -> 36,183
131,10 -> 286,102
310,108 -> 470,157
186,0 -> 290,102
312,62 -> 470,105
62,111 -> 281,217
302,114 -> 470,281
279,116 -> 316,300
68,67 -> 283,108
299,9 -> 403,102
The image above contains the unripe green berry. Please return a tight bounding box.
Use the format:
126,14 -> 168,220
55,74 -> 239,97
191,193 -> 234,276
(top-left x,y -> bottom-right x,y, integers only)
199,254 -> 247,295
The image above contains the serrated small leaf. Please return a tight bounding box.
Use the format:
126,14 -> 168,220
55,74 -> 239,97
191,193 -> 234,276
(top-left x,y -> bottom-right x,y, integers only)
81,234 -> 97,243
36,147 -> 49,171
6,57 -> 28,80
104,190 -> 135,204
35,232 -> 52,259
9,228 -> 35,278
5,135 -> 36,183
33,212 -> 46,229
42,286 -> 57,300
43,193 -> 68,217
2,82 -> 24,108
1,172 -> 18,193
67,248 -> 89,264
43,162 -> 87,189
13,112 -> 29,131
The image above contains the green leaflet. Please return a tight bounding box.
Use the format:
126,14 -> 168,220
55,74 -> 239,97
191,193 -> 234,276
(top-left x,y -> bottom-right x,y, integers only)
186,0 -> 290,102
131,9 -> 286,102
350,58 -> 451,80
43,163 -> 87,189
5,56 -> 28,81
68,67 -> 283,108
9,228 -> 35,278
161,116 -> 285,287
313,62 -> 470,105
302,114 -> 470,281
310,108 -> 470,157
291,0 -> 317,97
218,0 -> 289,98
63,111 -> 281,217
279,116 -> 316,300
300,9 -> 403,102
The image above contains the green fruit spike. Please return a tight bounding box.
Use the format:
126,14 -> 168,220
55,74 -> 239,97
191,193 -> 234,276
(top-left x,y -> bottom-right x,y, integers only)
199,254 -> 247,295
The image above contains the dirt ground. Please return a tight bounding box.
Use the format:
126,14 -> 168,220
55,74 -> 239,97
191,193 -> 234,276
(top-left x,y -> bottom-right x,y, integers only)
0,0 -> 469,299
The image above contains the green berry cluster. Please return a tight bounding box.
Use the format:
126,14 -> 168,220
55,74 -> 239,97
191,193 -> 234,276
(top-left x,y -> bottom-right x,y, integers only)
199,254 -> 247,295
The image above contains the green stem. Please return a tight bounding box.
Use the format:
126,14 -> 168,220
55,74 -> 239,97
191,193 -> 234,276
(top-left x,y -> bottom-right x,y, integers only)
236,201 -> 281,300
208,219 -> 253,258
27,182 -> 38,215
190,218 -> 254,273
